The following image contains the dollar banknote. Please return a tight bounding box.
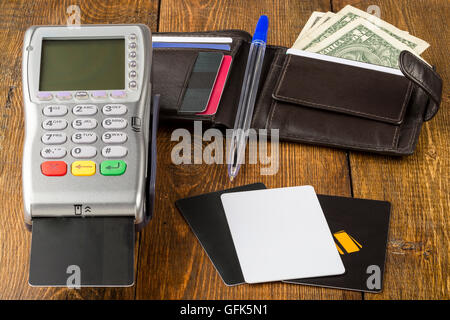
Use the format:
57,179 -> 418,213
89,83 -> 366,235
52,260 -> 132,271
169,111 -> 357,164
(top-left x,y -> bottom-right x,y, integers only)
309,11 -> 335,30
294,5 -> 429,54
297,11 -> 325,39
293,11 -> 335,48
307,18 -> 419,69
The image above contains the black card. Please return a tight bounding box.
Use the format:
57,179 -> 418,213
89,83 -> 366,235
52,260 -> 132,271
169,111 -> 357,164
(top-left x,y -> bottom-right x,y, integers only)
176,186 -> 390,291
178,51 -> 224,114
29,217 -> 135,287
284,195 -> 391,293
175,183 -> 267,286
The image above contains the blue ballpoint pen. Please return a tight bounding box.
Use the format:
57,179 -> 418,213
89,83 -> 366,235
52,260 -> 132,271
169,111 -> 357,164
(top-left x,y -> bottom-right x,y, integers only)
227,15 -> 269,181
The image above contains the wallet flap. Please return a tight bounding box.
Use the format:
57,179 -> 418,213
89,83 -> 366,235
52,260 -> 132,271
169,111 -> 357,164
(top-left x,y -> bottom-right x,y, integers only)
399,50 -> 443,121
272,54 -> 413,125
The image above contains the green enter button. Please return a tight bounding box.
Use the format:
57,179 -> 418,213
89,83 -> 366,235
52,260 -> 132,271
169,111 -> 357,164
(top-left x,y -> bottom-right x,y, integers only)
100,160 -> 127,176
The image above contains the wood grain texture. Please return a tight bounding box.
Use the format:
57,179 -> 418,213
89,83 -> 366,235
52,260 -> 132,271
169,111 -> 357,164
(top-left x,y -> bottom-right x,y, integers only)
135,0 -> 358,300
0,0 -> 158,300
334,0 -> 449,299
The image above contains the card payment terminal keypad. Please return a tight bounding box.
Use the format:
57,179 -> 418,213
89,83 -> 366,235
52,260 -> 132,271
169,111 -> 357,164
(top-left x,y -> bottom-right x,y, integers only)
40,103 -> 129,177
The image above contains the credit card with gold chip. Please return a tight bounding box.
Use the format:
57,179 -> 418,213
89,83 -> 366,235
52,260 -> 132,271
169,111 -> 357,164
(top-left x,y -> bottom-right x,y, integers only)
284,195 -> 390,293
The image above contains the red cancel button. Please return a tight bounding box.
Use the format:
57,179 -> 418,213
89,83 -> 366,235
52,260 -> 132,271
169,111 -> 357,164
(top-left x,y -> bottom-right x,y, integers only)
41,161 -> 67,176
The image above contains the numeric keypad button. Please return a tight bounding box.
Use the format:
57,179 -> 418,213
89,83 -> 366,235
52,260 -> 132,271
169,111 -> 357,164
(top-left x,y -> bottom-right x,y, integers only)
102,132 -> 127,144
72,132 -> 97,144
42,119 -> 68,130
41,147 -> 67,159
43,105 -> 68,116
72,118 -> 98,130
102,104 -> 127,115
73,104 -> 98,116
71,146 -> 97,158
102,118 -> 127,129
41,132 -> 67,145
102,146 -> 128,158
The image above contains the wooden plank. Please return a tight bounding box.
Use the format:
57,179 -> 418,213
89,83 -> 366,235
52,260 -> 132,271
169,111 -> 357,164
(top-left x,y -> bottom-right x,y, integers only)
333,0 -> 449,299
0,0 -> 158,300
136,0 -> 359,299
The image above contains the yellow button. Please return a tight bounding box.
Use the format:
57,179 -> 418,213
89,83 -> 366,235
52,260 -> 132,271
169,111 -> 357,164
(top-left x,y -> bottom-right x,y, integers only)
71,161 -> 96,176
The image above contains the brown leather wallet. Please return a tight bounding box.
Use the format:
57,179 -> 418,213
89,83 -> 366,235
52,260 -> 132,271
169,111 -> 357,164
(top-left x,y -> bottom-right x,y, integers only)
153,30 -> 443,155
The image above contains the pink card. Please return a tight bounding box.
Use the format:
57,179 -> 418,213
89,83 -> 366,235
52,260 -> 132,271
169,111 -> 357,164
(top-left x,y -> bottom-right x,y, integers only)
197,55 -> 232,116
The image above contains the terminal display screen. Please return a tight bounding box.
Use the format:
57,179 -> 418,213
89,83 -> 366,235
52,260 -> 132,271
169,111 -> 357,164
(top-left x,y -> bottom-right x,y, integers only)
39,39 -> 125,91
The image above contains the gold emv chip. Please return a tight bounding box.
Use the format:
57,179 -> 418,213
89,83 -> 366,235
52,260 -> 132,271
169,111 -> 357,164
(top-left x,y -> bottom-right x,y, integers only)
334,231 -> 362,255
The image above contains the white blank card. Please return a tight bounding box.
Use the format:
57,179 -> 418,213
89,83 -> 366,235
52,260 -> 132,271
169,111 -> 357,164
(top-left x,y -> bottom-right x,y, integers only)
220,186 -> 345,284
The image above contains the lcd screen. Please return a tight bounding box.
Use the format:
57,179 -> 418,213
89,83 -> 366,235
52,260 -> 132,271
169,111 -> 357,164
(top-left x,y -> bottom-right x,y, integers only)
39,39 -> 125,91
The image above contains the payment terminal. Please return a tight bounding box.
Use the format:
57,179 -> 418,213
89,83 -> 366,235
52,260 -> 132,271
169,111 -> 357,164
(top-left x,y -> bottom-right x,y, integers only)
22,24 -> 157,286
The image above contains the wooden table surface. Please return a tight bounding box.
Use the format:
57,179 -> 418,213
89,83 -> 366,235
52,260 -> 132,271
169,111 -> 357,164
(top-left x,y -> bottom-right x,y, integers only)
0,0 -> 448,300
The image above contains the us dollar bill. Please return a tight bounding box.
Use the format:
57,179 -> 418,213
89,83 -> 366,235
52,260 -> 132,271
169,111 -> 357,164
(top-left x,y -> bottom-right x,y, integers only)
297,11 -> 325,39
310,11 -> 335,29
307,18 -> 420,69
294,11 -> 335,47
294,5 -> 429,54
